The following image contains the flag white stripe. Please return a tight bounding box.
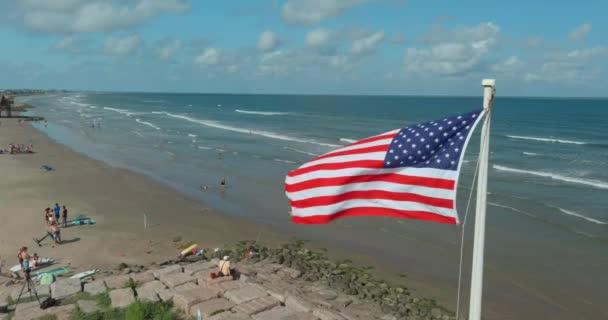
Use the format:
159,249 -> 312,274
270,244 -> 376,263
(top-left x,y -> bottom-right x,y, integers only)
291,199 -> 456,218
324,138 -> 393,156
286,181 -> 454,201
286,167 -> 458,185
300,152 -> 387,169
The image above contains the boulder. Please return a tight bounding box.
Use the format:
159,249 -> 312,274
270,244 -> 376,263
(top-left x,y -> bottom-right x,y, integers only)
152,265 -> 183,279
109,288 -> 136,308
184,260 -> 217,275
103,274 -> 131,289
313,308 -> 346,320
224,285 -> 267,304
131,271 -> 155,284
285,295 -> 314,313
173,287 -> 220,312
189,298 -> 235,317
159,273 -> 197,288
84,280 -> 107,295
252,306 -> 316,320
208,311 -> 252,320
77,300 -> 100,314
233,295 -> 280,316
51,278 -> 82,299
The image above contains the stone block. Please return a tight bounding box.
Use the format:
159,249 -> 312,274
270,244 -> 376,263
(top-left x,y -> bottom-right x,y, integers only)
131,271 -> 155,284
173,287 -> 220,313
225,285 -> 267,304
208,311 -> 252,320
51,278 -> 82,299
252,307 -> 315,320
189,297 -> 235,317
233,296 -> 280,316
158,288 -> 176,302
13,303 -> 75,320
11,284 -> 50,300
78,300 -> 100,314
206,279 -> 245,294
277,267 -> 301,279
109,288 -> 136,308
184,260 -> 217,275
103,274 -> 132,289
174,282 -> 198,292
84,280 -> 107,295
160,272 -> 197,288
152,265 -> 183,279
313,308 -> 346,320
285,295 -> 313,313
196,273 -> 233,286
311,286 -> 338,301
138,280 -> 166,293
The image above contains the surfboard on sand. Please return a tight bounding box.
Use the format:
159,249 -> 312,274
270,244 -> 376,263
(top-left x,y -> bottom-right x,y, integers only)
33,267 -> 68,280
10,258 -> 55,272
70,269 -> 98,279
67,218 -> 96,226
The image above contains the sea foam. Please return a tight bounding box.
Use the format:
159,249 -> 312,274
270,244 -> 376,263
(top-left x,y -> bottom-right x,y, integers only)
339,138 -> 357,144
135,119 -> 161,130
159,112 -> 340,148
556,207 -> 607,225
493,165 -> 608,190
506,135 -> 586,145
235,109 -> 289,116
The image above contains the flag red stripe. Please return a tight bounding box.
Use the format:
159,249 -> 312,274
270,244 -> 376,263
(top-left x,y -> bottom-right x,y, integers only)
287,160 -> 385,177
292,207 -> 457,224
343,132 -> 397,147
314,144 -> 389,161
289,190 -> 454,209
285,173 -> 455,193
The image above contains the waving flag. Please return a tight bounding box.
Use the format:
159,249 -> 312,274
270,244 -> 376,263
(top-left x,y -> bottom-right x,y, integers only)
285,109 -> 485,225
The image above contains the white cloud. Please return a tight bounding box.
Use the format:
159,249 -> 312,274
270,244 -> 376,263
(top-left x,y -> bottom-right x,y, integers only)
104,34 -> 141,56
404,22 -> 499,76
306,28 -> 332,47
491,56 -> 523,75
16,0 -> 190,33
568,23 -> 592,41
53,36 -> 77,50
257,30 -> 280,51
158,39 -> 182,59
525,47 -> 608,83
351,30 -> 384,54
281,0 -> 374,25
195,48 -> 222,66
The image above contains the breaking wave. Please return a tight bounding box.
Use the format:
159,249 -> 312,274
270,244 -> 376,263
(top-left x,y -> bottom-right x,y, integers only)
274,158 -> 296,164
488,202 -> 537,218
555,207 -> 606,225
135,119 -> 161,130
339,138 -> 357,144
235,109 -> 289,116
493,165 -> 608,190
522,152 -> 539,156
283,147 -> 318,157
158,112 -> 340,148
506,135 -> 586,145
104,107 -> 134,117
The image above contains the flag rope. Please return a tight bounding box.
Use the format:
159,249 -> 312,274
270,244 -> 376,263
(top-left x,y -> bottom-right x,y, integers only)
455,140 -> 483,319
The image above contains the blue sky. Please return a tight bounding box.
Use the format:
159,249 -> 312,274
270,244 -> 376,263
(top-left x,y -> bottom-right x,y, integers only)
0,0 -> 606,97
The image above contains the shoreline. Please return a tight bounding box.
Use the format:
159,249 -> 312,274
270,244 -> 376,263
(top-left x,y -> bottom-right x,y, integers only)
2,108 -> 605,319
0,118 -> 435,302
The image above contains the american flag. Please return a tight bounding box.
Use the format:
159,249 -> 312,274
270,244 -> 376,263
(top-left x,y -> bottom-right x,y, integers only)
285,108 -> 485,225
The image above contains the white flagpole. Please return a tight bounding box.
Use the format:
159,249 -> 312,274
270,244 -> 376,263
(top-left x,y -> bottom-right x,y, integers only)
468,79 -> 495,320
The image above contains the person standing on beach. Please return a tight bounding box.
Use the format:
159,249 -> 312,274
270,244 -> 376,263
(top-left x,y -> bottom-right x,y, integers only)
49,222 -> 61,244
54,204 -> 60,221
44,207 -> 52,225
17,247 -> 30,271
62,206 -> 68,227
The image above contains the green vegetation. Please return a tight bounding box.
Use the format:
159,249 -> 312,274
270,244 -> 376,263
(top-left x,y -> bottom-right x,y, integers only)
209,309 -> 226,316
68,300 -> 182,320
62,292 -> 93,305
123,279 -> 140,290
35,315 -> 58,320
95,292 -> 111,309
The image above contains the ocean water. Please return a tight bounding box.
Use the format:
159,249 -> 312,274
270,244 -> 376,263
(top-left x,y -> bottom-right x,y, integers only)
19,93 -> 608,318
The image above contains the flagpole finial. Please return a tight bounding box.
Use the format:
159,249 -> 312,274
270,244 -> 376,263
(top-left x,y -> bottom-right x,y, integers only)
481,79 -> 496,110
482,79 -> 495,87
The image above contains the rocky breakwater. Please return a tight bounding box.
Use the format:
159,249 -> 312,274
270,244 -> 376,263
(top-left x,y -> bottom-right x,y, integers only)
0,241 -> 455,320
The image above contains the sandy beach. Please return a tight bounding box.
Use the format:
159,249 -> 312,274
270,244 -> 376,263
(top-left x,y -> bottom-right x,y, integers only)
0,117 -> 289,272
